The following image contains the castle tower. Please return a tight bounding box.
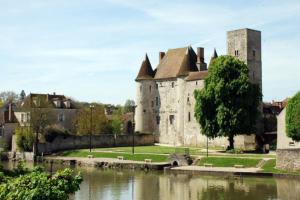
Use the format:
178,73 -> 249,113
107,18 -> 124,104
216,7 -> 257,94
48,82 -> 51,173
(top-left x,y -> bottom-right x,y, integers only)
135,54 -> 156,133
227,28 -> 263,134
227,28 -> 262,90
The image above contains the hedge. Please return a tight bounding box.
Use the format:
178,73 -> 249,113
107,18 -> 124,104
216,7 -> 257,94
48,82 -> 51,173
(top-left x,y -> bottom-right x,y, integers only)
286,91 -> 300,141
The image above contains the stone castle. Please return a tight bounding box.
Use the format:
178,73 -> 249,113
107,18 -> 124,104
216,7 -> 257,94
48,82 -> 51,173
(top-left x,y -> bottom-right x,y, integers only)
134,28 -> 262,148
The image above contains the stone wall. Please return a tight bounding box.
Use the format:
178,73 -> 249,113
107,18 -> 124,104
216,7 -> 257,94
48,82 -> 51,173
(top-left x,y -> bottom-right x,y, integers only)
37,134 -> 156,154
276,149 -> 300,171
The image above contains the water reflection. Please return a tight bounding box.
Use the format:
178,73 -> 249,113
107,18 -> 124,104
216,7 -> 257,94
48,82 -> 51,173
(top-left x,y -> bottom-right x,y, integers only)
2,162 -> 300,200
73,168 -> 296,200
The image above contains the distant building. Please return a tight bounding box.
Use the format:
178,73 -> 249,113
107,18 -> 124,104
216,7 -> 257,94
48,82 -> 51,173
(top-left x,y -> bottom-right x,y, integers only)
135,28 -> 262,148
14,93 -> 78,132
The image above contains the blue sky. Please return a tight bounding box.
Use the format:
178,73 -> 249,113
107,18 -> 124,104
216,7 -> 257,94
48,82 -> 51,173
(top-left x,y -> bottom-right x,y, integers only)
0,0 -> 299,104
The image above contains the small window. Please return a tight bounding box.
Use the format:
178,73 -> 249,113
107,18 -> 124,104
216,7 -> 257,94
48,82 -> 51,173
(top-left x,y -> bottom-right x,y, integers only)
253,50 -> 256,57
156,97 -> 159,106
196,81 -> 198,85
156,84 -> 158,89
235,50 -> 239,56
0,126 -> 3,137
172,82 -> 174,88
188,112 -> 191,122
169,115 -> 175,125
58,113 -> 64,122
156,116 -> 160,125
151,101 -> 154,107
149,85 -> 152,92
143,109 -> 146,113
187,97 -> 190,104
140,85 -> 142,92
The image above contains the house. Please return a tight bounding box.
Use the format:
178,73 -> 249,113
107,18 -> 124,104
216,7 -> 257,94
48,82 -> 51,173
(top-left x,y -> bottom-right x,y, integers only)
0,102 -> 18,150
135,28 -> 262,148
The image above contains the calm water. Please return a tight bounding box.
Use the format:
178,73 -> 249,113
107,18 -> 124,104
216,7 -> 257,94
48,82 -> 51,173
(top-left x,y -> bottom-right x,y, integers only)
3,162 -> 300,200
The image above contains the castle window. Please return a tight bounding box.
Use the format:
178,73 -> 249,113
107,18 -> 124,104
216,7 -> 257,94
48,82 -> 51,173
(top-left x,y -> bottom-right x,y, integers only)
156,97 -> 159,106
188,112 -> 191,122
143,109 -> 146,113
58,113 -> 64,122
169,115 -> 175,125
172,82 -> 174,88
253,50 -> 256,57
151,101 -> 154,107
156,84 -> 158,89
235,50 -> 239,56
196,81 -> 198,85
149,85 -> 152,92
156,116 -> 160,125
140,85 -> 142,92
187,97 -> 190,104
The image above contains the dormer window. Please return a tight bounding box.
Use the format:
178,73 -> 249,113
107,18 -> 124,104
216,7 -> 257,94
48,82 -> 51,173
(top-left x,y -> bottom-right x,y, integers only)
64,100 -> 71,109
54,100 -> 61,108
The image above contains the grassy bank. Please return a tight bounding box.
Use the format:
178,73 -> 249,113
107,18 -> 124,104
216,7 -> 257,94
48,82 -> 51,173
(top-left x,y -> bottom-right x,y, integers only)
198,157 -> 262,167
60,150 -> 169,162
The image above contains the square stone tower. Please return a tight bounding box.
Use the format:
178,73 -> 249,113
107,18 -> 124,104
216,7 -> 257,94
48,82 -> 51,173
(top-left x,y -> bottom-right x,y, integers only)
227,28 -> 262,90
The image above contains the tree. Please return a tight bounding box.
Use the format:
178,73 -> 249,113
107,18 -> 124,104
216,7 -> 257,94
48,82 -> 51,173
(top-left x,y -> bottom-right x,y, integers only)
15,127 -> 35,152
286,91 -> 300,141
75,104 -> 110,135
194,55 -> 262,150
0,91 -> 18,103
0,165 -> 83,200
111,107 -> 124,135
123,99 -> 135,114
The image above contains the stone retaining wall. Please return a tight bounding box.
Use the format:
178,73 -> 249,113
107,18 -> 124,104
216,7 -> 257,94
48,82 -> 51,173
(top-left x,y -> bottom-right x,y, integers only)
276,149 -> 300,171
37,134 -> 156,154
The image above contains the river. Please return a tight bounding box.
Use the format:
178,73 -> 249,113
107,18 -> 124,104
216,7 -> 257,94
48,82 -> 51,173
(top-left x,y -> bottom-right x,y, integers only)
3,162 -> 300,200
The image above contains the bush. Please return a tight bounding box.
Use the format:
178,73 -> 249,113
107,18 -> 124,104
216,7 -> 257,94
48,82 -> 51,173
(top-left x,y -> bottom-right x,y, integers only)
286,92 -> 300,141
15,127 -> 35,152
44,126 -> 69,143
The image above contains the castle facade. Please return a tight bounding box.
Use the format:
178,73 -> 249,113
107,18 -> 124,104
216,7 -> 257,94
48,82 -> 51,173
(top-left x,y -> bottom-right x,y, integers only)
135,28 -> 262,148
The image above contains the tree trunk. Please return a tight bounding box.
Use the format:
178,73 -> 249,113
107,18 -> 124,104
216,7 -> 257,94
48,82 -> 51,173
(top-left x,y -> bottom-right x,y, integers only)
228,135 -> 234,150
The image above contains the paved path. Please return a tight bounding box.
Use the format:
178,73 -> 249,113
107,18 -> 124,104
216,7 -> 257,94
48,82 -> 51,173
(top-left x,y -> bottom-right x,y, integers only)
171,165 -> 261,173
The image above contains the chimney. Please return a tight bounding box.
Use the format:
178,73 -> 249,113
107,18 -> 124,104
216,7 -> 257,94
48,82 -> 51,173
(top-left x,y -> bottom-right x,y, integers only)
8,103 -> 12,122
196,47 -> 207,71
159,52 -> 165,63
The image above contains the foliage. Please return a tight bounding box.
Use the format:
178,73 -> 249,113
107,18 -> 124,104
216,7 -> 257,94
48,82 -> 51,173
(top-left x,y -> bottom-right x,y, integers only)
111,107 -> 124,135
123,99 -> 135,114
15,127 -> 35,152
0,164 -> 83,200
0,91 -> 19,103
0,100 -> 3,108
75,104 -> 110,135
286,91 -> 300,141
44,126 -> 69,143
194,55 -> 262,149
198,156 -> 261,167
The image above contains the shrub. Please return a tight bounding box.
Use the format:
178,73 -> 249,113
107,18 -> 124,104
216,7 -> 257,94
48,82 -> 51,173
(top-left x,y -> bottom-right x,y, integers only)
286,92 -> 300,141
44,126 -> 69,143
15,127 -> 35,152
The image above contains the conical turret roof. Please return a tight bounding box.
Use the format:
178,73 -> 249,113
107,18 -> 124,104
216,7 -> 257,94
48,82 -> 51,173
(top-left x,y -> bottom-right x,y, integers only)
135,54 -> 155,81
209,48 -> 218,67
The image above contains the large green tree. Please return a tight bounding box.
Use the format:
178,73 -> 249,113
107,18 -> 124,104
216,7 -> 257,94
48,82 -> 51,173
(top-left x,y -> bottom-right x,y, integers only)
74,104 -> 110,135
194,55 -> 262,149
286,91 -> 300,141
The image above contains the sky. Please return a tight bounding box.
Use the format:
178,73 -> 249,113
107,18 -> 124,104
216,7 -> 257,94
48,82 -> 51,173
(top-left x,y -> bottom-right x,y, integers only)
0,0 -> 299,104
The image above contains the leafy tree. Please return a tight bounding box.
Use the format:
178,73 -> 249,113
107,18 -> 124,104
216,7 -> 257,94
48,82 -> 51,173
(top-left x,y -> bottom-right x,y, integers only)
0,100 -> 3,108
0,91 -> 19,103
194,55 -> 262,149
111,108 -> 124,135
286,91 -> 300,141
123,99 -> 135,114
0,165 -> 83,200
15,127 -> 35,152
75,104 -> 110,135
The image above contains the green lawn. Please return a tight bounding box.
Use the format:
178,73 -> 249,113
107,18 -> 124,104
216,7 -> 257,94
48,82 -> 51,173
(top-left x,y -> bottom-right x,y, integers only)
261,159 -> 300,175
93,146 -> 275,158
60,150 -> 169,162
198,157 -> 262,167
